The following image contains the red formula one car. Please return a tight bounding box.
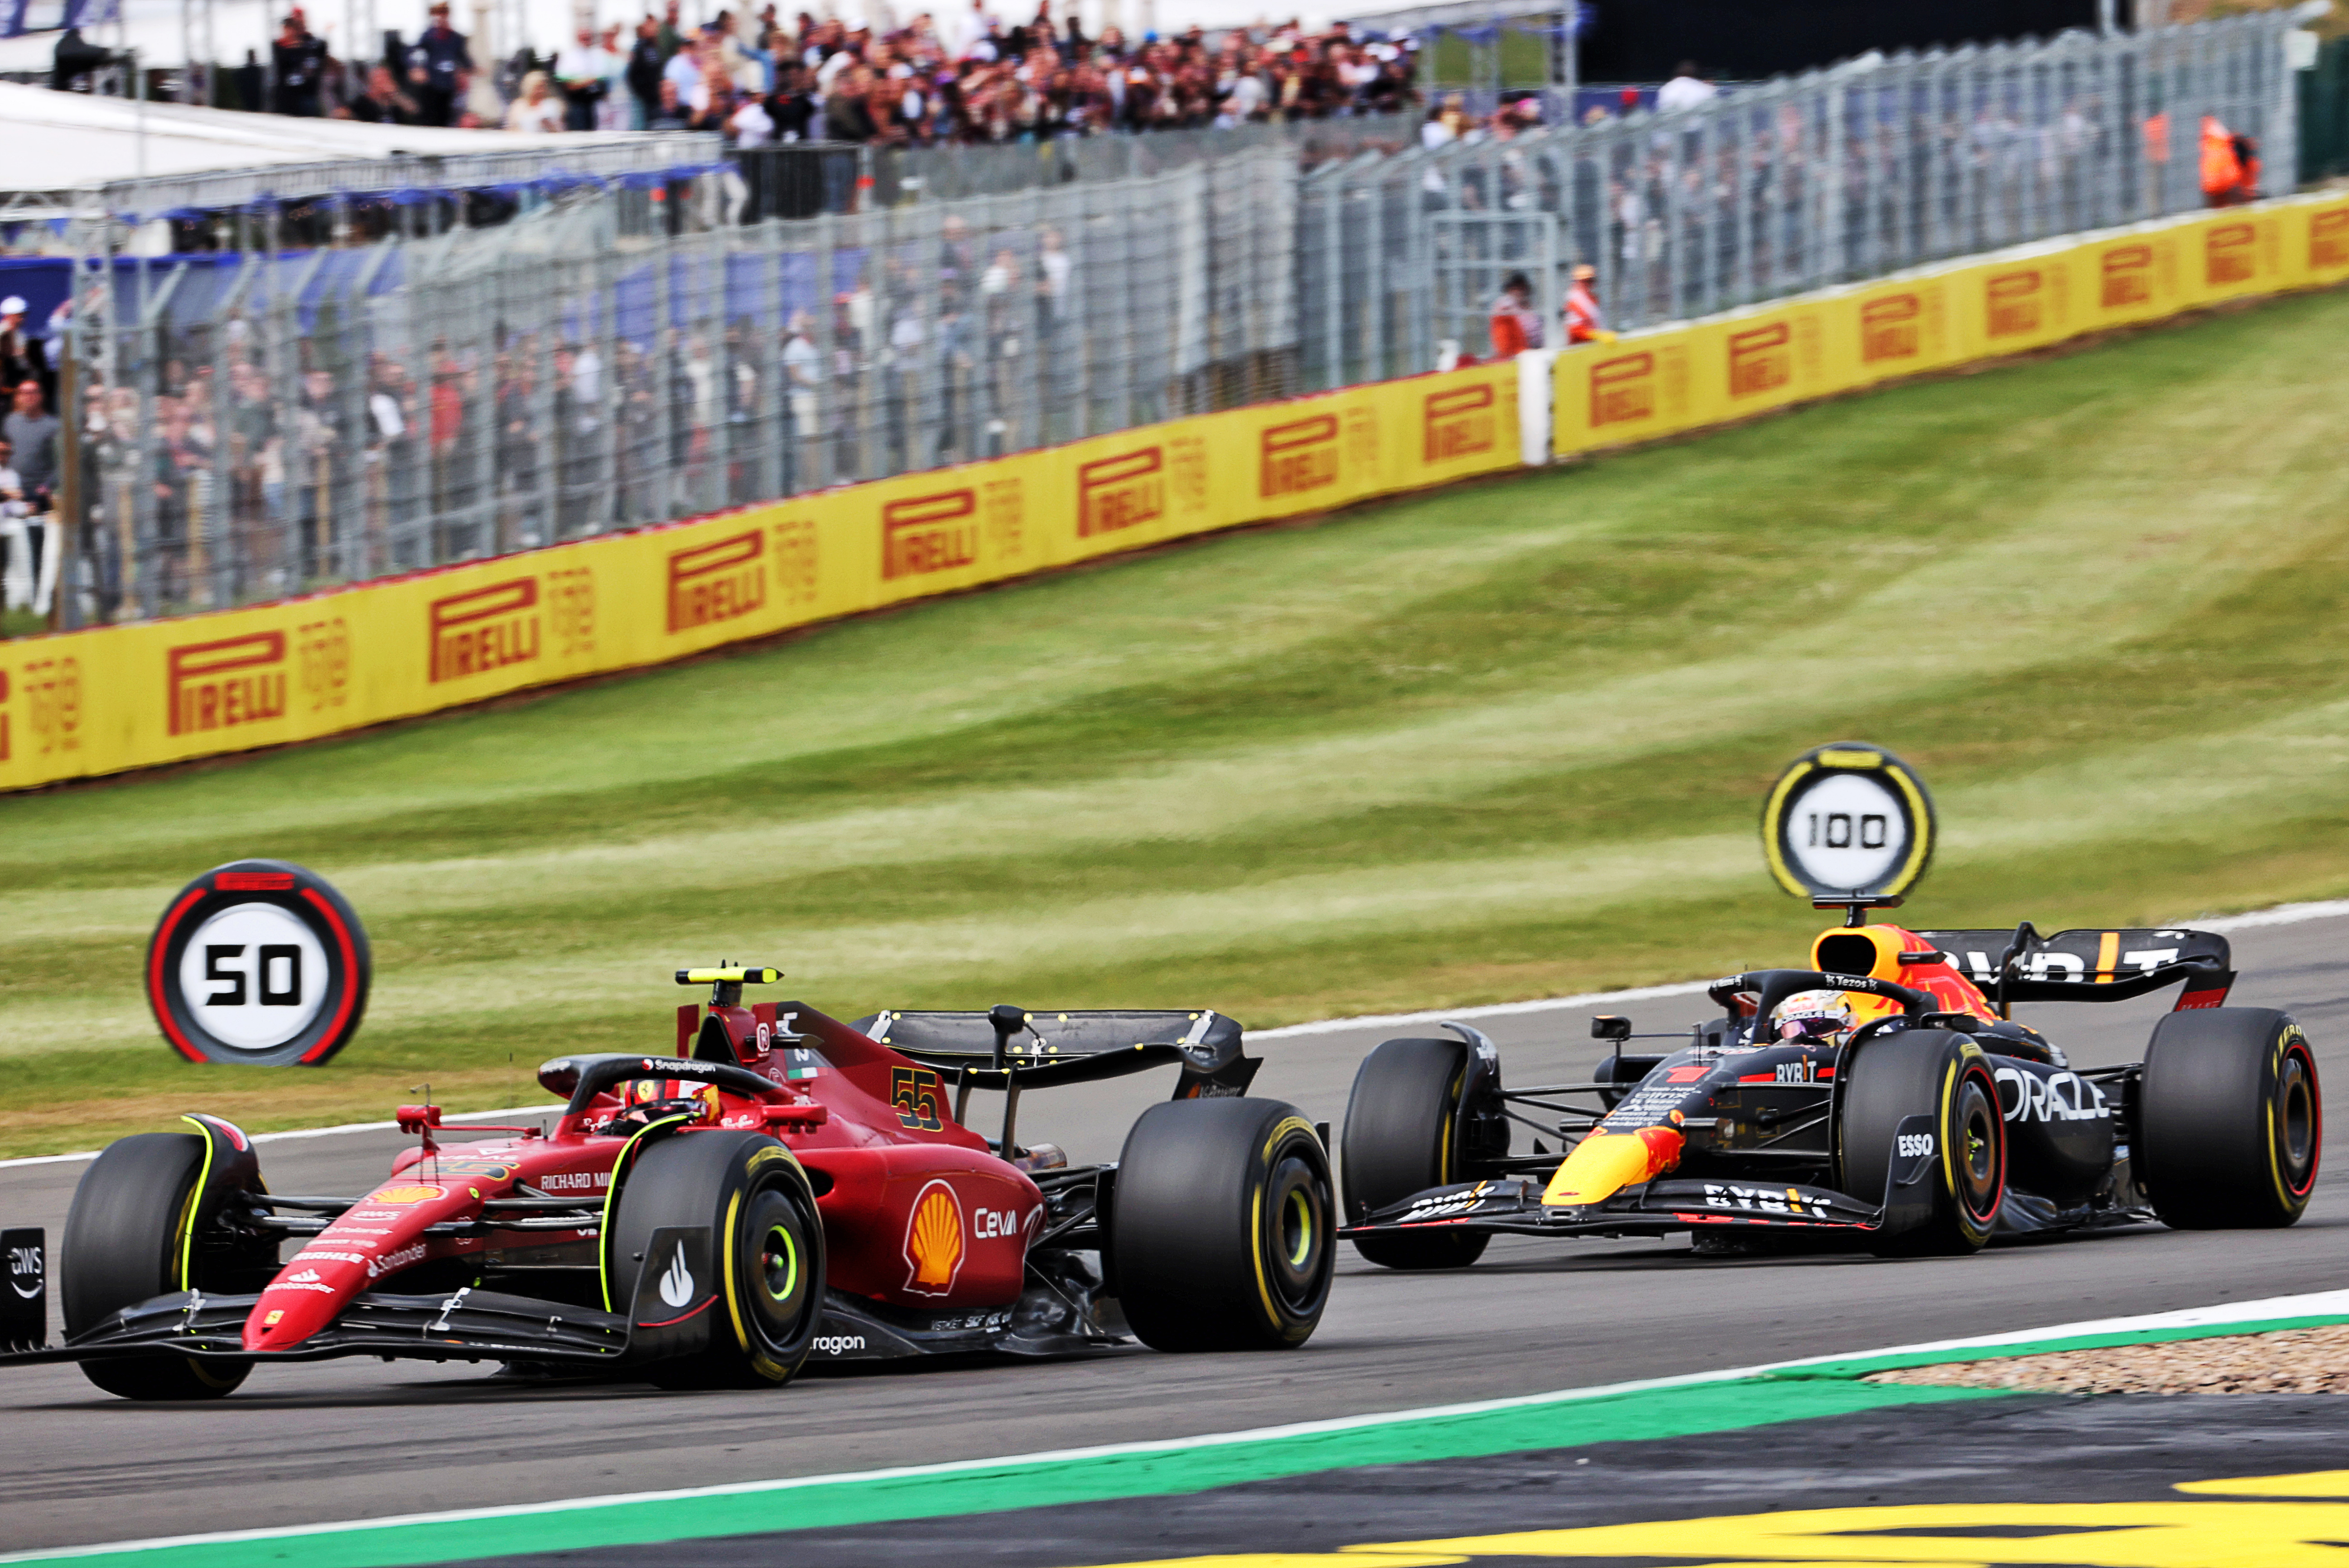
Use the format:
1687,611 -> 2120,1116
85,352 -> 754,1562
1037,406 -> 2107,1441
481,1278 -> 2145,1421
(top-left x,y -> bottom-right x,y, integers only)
4,969 -> 1335,1399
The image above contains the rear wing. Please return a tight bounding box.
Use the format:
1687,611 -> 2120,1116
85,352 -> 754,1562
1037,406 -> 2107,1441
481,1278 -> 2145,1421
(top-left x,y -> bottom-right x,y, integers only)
1908,926 -> 2233,1009
855,1008 -> 1259,1100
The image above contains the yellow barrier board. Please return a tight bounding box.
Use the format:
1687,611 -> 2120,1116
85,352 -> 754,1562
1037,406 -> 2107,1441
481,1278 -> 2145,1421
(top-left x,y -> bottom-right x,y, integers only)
10,174 -> 2344,799
1555,190 -> 2349,462
0,357 -> 1521,791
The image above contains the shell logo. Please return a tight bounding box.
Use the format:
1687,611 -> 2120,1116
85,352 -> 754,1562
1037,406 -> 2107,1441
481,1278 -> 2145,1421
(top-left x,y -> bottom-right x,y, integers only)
367,1184 -> 445,1205
902,1179 -> 966,1297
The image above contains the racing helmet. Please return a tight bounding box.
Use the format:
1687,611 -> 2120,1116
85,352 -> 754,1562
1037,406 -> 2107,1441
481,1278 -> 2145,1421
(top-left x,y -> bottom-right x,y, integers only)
1770,988 -> 1854,1042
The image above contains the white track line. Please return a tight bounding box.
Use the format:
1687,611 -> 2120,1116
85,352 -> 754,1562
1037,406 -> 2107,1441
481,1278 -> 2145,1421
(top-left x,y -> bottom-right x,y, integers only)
0,1105 -> 547,1173
11,1287 -> 2349,1564
10,895 -> 2348,1174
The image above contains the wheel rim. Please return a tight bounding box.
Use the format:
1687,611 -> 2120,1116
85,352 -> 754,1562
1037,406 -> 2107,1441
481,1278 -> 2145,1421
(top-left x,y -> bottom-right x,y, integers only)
2278,1046 -> 2320,1197
1262,1149 -> 1330,1315
1953,1073 -> 2003,1225
738,1183 -> 815,1348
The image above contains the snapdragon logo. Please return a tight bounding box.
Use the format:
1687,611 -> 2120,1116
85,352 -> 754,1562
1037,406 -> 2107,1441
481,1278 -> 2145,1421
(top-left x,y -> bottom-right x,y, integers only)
813,1334 -> 867,1355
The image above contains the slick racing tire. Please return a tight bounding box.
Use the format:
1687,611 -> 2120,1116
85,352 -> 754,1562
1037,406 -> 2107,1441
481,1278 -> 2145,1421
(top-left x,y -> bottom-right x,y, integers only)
1838,1030 -> 2006,1257
609,1130 -> 826,1389
62,1134 -> 257,1400
2139,1008 -> 2321,1230
1111,1098 -> 1334,1352
1340,1037 -> 1490,1269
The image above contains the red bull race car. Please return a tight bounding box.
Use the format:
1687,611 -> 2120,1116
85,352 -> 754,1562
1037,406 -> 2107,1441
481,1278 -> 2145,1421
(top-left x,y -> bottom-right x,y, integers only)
2,970 -> 1335,1399
1337,903 -> 2321,1264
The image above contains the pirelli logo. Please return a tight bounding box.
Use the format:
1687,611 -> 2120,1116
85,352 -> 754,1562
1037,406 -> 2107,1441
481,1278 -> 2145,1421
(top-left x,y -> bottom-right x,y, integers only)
1986,270 -> 2043,338
429,578 -> 540,683
668,530 -> 767,634
1861,294 -> 1921,363
883,490 -> 979,579
1727,322 -> 1792,398
1589,352 -> 1654,427
1078,449 -> 1165,538
2206,221 -> 2257,285
168,632 -> 286,737
1422,385 -> 1497,463
1260,415 -> 1340,498
2100,244 -> 2154,308
2311,208 -> 2349,270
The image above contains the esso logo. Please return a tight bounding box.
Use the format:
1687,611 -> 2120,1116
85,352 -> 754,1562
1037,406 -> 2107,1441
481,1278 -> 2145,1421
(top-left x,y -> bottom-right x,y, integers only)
177,902 -> 329,1050
1897,1133 -> 1936,1158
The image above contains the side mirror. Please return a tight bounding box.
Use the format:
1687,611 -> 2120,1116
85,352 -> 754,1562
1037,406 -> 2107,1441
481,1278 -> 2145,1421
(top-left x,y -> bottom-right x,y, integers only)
1590,1014 -> 1632,1041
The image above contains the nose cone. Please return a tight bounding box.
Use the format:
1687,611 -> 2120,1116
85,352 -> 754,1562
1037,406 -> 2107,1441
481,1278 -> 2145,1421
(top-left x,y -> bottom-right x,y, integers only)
241,1261 -> 362,1350
1542,1126 -> 1683,1207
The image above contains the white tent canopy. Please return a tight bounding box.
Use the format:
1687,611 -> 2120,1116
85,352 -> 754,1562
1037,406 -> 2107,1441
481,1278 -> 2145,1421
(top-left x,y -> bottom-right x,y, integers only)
0,79 -> 691,196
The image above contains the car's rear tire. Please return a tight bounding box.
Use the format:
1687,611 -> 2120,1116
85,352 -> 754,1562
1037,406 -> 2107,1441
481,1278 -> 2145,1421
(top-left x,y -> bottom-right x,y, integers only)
61,1133 -> 253,1401
1838,1030 -> 2005,1257
1340,1037 -> 1492,1269
1111,1098 -> 1334,1352
609,1131 -> 826,1389
2139,1008 -> 2321,1230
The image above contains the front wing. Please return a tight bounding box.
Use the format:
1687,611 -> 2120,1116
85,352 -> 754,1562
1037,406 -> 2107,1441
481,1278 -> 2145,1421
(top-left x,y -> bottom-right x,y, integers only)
1340,1177 -> 1887,1241
0,1286 -> 632,1369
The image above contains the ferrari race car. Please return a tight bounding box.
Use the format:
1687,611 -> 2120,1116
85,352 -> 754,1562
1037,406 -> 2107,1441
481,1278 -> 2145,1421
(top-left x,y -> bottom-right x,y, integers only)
1338,907 -> 2322,1264
4,970 -> 1335,1399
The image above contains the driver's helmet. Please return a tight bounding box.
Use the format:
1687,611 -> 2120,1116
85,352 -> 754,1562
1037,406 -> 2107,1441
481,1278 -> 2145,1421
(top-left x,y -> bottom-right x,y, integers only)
1771,989 -> 1854,1043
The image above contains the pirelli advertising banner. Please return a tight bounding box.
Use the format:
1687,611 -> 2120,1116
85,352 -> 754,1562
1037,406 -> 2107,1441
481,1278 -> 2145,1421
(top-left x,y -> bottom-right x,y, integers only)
1555,190 -> 2349,460
0,359 -> 1520,791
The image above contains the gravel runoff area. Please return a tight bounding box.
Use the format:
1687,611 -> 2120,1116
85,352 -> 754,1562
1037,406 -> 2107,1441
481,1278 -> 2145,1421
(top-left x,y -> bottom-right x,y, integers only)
1866,1326 -> 2349,1395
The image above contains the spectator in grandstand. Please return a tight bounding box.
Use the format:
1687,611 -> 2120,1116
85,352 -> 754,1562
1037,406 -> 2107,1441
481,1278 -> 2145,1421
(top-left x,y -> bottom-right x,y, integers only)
5,380 -> 58,513
345,63 -> 421,123
505,70 -> 565,131
555,24 -> 615,130
0,299 -> 39,410
648,77 -> 692,129
1488,271 -> 1542,358
1654,60 -> 1715,113
627,16 -> 668,127
271,10 -> 329,116
407,1 -> 473,126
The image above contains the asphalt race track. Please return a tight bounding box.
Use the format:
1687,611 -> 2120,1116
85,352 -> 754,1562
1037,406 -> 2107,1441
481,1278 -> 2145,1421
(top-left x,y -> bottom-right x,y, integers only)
5,914 -> 2348,1554
454,1394 -> 2349,1567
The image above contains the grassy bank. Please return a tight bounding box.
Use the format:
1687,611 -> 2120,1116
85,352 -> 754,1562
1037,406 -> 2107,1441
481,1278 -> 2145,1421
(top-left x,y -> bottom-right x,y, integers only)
6,287 -> 2349,1153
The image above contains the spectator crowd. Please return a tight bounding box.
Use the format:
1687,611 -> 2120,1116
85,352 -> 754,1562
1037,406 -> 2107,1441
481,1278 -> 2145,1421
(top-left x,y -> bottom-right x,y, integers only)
199,3 -> 1420,143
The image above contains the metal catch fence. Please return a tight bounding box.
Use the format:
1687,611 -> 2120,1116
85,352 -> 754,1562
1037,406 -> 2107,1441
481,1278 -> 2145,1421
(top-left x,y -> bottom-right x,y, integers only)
41,13 -> 2302,628
1298,12 -> 2301,384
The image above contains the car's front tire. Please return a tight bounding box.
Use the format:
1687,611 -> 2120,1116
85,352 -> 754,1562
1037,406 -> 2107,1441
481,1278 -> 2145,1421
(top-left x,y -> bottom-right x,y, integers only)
62,1133 -> 255,1401
1838,1029 -> 2005,1257
1340,1037 -> 1492,1269
1110,1097 -> 1334,1352
609,1130 -> 827,1389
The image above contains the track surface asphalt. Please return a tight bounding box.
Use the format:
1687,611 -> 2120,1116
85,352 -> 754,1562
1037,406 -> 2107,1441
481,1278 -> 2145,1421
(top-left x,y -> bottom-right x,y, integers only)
452,1393 -> 2349,1567
6,916 -> 2348,1552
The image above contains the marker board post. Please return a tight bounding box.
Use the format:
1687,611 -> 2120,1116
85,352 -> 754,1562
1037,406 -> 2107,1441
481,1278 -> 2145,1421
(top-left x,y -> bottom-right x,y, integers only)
1761,744 -> 1936,902
146,860 -> 371,1066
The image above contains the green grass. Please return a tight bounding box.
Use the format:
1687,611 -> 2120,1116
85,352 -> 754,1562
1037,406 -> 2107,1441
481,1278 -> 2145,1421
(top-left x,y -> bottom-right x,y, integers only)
7,289 -> 2349,1153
